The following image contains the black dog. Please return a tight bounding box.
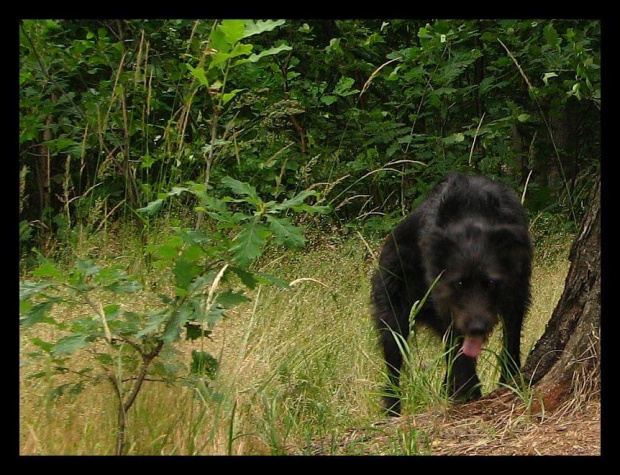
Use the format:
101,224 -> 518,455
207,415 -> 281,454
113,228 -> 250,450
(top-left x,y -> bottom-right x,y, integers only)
371,173 -> 532,416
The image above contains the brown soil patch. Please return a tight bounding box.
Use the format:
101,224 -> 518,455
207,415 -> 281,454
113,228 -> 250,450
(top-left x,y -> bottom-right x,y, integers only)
424,397 -> 600,455
294,392 -> 601,455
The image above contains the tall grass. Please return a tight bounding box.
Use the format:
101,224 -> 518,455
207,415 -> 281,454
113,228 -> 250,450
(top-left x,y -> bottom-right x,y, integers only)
19,233 -> 571,455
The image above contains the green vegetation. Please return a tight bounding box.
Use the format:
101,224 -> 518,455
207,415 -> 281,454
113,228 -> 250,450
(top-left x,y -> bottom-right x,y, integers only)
19,19 -> 598,455
20,235 -> 571,455
20,19 -> 599,251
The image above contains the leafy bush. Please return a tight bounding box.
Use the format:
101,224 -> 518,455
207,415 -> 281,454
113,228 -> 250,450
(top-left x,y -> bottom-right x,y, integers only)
20,176 -> 328,454
20,19 -> 599,250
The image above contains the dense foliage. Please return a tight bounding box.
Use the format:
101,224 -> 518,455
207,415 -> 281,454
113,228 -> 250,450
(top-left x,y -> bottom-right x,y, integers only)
19,20 -> 600,454
20,19 -> 600,246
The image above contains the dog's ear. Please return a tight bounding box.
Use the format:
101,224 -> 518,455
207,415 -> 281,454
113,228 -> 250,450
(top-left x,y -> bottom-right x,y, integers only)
436,196 -> 459,227
489,224 -> 531,251
488,225 -> 532,277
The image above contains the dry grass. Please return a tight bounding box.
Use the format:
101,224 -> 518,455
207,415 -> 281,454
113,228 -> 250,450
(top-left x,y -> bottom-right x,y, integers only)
20,232 -> 597,455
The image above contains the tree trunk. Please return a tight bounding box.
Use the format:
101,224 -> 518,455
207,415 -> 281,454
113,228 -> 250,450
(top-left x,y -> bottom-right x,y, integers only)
522,175 -> 600,410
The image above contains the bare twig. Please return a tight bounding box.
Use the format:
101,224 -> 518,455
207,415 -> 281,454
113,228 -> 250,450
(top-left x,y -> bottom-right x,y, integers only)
468,113 -> 486,167
81,294 -> 113,344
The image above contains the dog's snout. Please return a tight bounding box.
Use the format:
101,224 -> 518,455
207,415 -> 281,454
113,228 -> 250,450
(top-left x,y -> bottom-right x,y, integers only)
466,320 -> 488,337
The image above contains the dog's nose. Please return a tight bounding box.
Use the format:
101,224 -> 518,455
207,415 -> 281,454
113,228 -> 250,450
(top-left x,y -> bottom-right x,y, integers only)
466,321 -> 488,337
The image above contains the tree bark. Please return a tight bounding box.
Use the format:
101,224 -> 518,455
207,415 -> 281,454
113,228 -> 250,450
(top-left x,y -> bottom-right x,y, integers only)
522,175 -> 600,409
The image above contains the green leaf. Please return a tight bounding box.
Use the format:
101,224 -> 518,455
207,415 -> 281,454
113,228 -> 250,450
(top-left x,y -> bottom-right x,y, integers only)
115,311 -> 141,336
136,309 -> 169,339
272,190 -> 317,212
210,43 -> 253,69
291,203 -> 332,214
333,76 -> 359,97
543,24 -> 560,49
220,19 -> 247,44
248,44 -> 292,62
70,317 -> 101,334
542,72 -> 558,85
30,337 -> 55,353
162,302 -> 197,343
103,304 -> 121,320
190,350 -> 219,378
185,322 -> 211,341
109,279 -> 142,293
173,227 -> 211,246
182,244 -> 204,264
137,199 -> 164,216
151,242 -> 179,260
141,153 -> 156,169
20,280 -> 54,300
210,27 -> 230,55
252,271 -> 290,289
243,20 -> 286,39
266,215 -> 305,248
21,301 -> 55,327
47,138 -> 78,153
231,218 -> 272,267
173,258 -> 201,293
271,190 -> 331,215
194,193 -> 229,215
94,352 -> 114,366
32,261 -> 64,281
221,176 -> 261,204
443,132 -> 465,144
52,334 -> 91,356
20,220 -> 33,242
168,186 -> 189,197
418,26 -> 433,39
215,290 -> 251,308
229,266 -> 259,290
204,306 -> 226,328
228,267 -> 289,290
222,88 -> 245,105
202,138 -> 231,155
187,64 -> 209,86
93,266 -> 125,285
76,259 -> 101,276
326,38 -> 343,55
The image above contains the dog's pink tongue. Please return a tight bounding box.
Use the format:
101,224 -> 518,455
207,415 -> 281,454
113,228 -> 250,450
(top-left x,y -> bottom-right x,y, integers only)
462,336 -> 484,358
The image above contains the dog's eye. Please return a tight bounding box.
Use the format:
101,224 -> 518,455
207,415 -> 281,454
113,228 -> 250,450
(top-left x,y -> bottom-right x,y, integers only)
486,279 -> 500,288
453,280 -> 466,289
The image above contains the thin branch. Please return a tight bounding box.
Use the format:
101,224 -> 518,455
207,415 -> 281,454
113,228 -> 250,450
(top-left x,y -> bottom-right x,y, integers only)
497,38 -> 577,223
81,294 -> 113,344
468,112 -> 485,167
122,356 -> 150,413
121,377 -> 174,384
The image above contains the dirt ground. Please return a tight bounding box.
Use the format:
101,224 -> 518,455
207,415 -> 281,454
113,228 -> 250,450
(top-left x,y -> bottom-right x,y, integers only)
298,392 -> 601,455
418,397 -> 600,455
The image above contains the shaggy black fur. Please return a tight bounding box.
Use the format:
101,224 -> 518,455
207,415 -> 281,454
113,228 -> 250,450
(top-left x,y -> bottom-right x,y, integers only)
371,173 -> 532,416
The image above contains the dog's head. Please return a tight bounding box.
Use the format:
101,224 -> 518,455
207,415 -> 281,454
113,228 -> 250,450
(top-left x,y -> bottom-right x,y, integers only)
422,221 -> 531,357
